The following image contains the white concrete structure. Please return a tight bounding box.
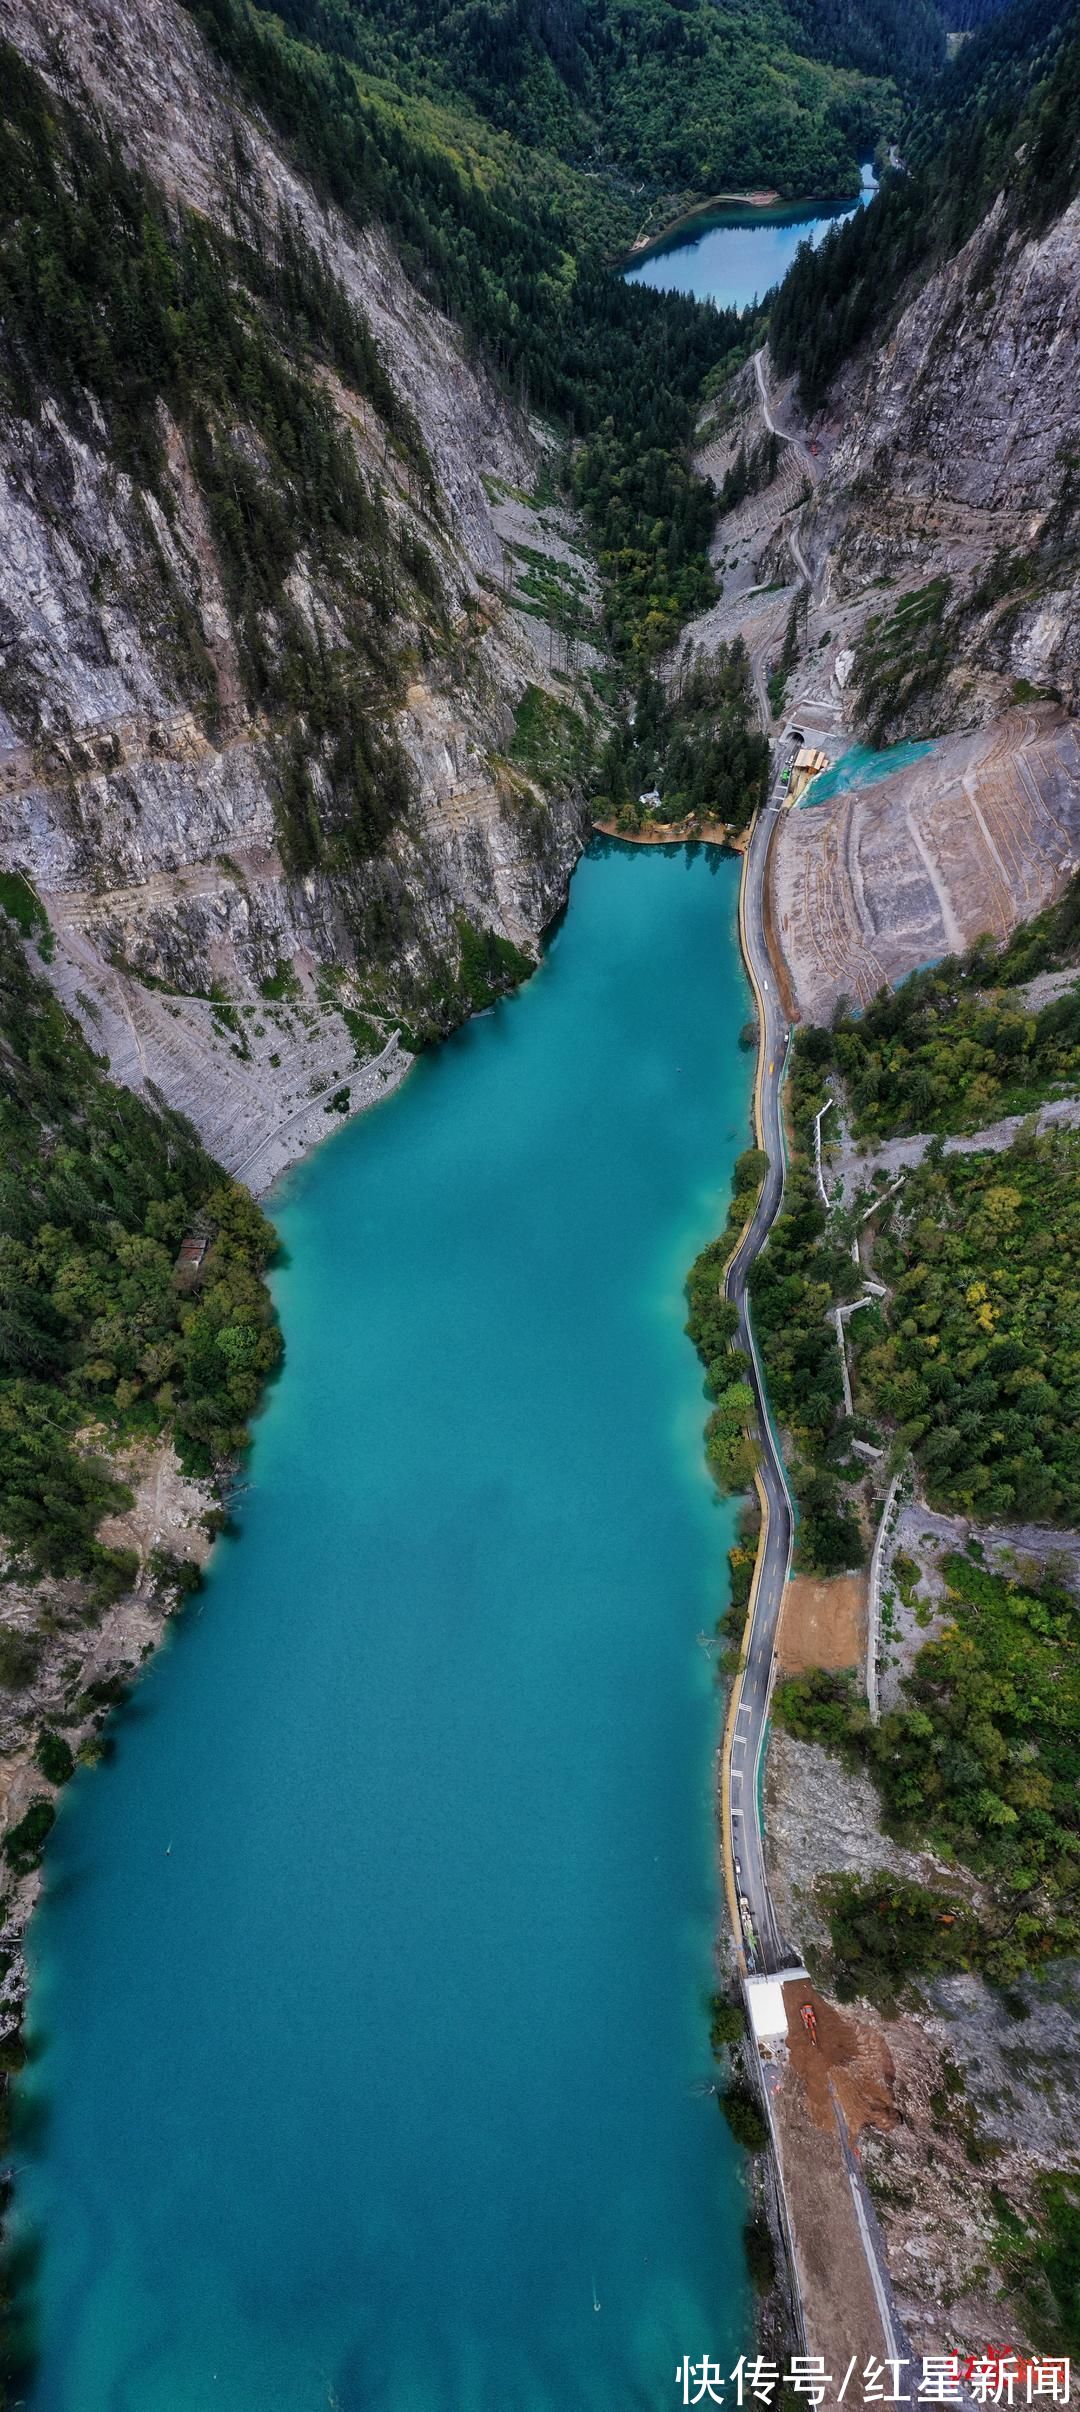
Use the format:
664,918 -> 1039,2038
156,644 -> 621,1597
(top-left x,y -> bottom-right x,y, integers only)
746,1976 -> 788,2041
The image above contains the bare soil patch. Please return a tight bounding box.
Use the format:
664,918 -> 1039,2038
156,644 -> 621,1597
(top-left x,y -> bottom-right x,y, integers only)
783,1979 -> 895,2138
591,817 -> 737,847
762,811 -> 799,1022
778,1572 -> 866,1673
769,2053 -> 894,2388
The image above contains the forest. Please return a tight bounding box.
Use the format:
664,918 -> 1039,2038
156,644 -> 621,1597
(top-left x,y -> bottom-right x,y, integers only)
769,0 -> 1080,409
231,0 -> 941,198
800,872 -> 1080,1137
188,0 -> 756,660
0,912 -> 280,1604
775,1543 -> 1080,1984
854,1128 -> 1080,1525
594,642 -> 769,829
0,45 -> 437,873
183,0 -> 964,664
685,1160 -> 766,1498
739,858 -> 1080,1573
747,1160 -> 866,1574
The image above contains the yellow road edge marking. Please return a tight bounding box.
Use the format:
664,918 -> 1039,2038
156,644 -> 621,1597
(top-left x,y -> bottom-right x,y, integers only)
718,807 -> 776,1964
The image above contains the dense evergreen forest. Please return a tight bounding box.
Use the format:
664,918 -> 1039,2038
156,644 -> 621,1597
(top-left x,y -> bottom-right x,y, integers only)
595,643 -> 769,829
231,0 -> 941,197
770,0 -> 1080,408
184,0 -> 958,661
0,42 -> 440,876
189,0 -> 757,656
942,0 -> 1015,26
0,909 -> 280,1602
856,1127 -> 1080,1521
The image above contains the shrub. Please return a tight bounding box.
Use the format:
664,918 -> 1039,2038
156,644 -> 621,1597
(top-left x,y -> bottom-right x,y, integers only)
719,2084 -> 769,2150
3,1797 -> 56,1872
34,1730 -> 74,1786
0,1631 -> 42,1690
709,1994 -> 746,2053
744,2213 -> 777,2292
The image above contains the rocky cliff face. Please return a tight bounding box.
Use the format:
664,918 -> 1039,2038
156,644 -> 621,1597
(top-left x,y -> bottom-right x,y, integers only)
0,0 -> 596,1184
805,191 -> 1080,732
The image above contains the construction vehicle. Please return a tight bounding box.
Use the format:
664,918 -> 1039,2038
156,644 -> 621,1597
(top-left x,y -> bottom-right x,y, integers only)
800,2003 -> 818,2046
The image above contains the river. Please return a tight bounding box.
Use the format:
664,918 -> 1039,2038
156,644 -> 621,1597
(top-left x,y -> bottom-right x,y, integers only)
15,842 -> 757,2411
624,171 -> 876,308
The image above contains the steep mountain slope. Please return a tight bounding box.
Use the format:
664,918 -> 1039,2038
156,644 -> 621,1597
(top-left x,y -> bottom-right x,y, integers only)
0,0 -> 943,1185
236,0 -> 943,202
809,186 -> 1080,727
672,0 -> 1080,1041
766,0 -> 1080,727
0,0 -> 599,1181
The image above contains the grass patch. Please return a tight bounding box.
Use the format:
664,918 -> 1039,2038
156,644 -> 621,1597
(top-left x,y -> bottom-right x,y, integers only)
259,958 -> 300,1002
509,685 -> 593,791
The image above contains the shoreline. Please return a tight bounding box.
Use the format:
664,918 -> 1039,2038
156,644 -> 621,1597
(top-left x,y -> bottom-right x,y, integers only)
592,814 -> 749,851
4,829 -> 776,2392
626,190 -> 781,256
625,180 -> 859,261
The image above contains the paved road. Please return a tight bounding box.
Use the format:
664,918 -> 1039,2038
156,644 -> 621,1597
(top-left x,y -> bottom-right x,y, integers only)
720,357 -> 828,1973
724,767 -> 799,1976
726,764 -> 920,2380
725,394 -> 920,2381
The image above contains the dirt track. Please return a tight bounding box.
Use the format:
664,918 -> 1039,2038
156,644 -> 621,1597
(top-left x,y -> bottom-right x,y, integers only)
764,1984 -> 899,2400
783,1981 -> 895,2139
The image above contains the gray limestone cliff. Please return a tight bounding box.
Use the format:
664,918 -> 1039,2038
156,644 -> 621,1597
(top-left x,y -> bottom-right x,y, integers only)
0,0 -> 598,1187
805,191 -> 1080,734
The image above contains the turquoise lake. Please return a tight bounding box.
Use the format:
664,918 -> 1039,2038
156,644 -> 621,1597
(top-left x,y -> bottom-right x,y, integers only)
16,839 -> 756,2410
623,171 -> 875,309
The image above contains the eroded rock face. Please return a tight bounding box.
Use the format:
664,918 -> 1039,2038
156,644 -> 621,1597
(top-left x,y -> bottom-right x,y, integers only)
807,195 -> 1080,717
0,0 -> 593,1181
771,707 -> 1080,1023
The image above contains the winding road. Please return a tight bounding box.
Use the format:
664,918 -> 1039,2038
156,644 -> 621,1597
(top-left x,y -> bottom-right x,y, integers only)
719,358 -> 829,1974
723,723 -> 915,2386
723,764 -> 799,1975
753,348 -> 817,598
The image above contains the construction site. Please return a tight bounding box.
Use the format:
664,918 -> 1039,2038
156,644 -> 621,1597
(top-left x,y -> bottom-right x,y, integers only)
771,706 -> 1080,1022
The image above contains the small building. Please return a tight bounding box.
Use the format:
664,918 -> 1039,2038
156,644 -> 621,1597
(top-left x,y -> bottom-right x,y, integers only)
174,1230 -> 210,1290
745,1975 -> 788,2042
787,747 -> 830,805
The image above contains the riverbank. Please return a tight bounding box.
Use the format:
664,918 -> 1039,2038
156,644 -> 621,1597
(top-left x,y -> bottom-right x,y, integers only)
626,176 -> 866,265
7,839 -> 757,2409
627,190 -> 781,256
592,814 -> 748,849
0,1434 -> 223,2390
